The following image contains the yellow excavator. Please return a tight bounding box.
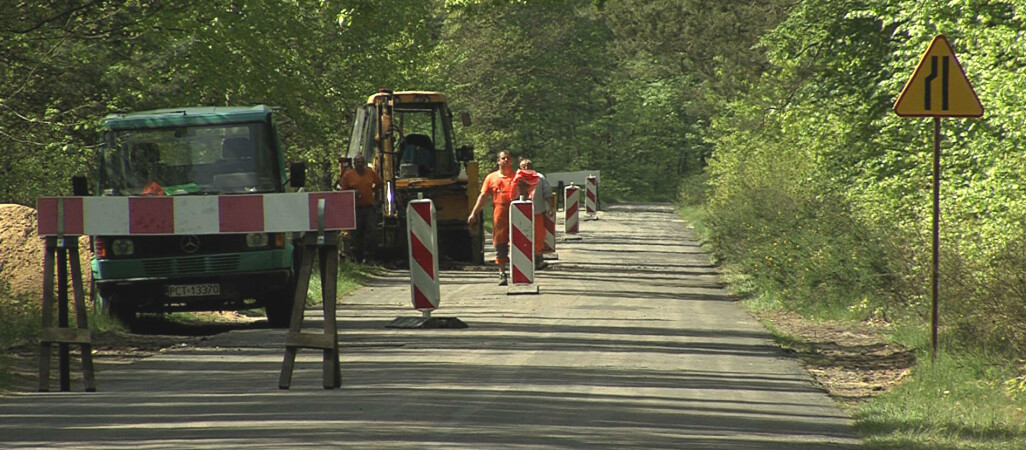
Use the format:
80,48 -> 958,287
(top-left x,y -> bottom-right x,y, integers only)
341,90 -> 483,264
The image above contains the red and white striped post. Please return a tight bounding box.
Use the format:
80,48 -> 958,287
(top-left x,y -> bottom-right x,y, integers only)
508,198 -> 539,294
585,175 -> 598,220
407,198 -> 440,312
386,196 -> 465,329
541,210 -> 558,255
564,184 -> 580,235
543,191 -> 557,256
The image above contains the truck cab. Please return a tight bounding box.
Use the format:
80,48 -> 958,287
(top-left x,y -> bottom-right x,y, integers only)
90,105 -> 300,327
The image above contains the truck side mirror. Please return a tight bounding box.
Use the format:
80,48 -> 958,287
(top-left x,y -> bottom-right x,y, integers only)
290,162 -> 306,188
460,111 -> 472,127
456,145 -> 475,162
71,175 -> 89,196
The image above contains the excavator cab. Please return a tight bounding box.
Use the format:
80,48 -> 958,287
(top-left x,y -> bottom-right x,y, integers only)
343,90 -> 483,264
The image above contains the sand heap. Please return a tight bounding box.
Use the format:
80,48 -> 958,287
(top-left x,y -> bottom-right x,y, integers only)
0,204 -> 92,301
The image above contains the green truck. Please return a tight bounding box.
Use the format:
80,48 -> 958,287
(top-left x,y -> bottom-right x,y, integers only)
81,105 -> 304,327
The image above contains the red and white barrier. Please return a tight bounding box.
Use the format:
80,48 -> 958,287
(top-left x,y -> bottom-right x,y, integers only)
543,211 -> 556,254
37,192 -> 356,236
564,185 -> 580,235
407,199 -> 440,311
508,199 -> 538,294
585,175 -> 597,220
542,191 -> 557,257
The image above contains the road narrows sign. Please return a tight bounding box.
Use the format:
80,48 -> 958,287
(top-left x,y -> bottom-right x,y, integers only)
893,34 -> 986,362
894,35 -> 983,117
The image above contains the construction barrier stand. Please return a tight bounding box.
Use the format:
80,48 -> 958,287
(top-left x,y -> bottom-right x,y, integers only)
508,199 -> 539,294
585,175 -> 598,220
36,193 -> 356,391
407,199 -> 440,311
564,185 -> 580,235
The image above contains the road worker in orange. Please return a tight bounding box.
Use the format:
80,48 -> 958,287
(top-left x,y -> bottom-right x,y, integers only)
341,154 -> 384,262
468,150 -> 516,285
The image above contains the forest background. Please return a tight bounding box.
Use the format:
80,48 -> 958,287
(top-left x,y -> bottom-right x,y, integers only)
3,0 -> 1026,386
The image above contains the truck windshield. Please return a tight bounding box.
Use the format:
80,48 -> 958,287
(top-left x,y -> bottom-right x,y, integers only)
99,123 -> 280,195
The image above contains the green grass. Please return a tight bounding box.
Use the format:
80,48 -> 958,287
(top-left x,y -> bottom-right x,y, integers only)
675,184 -> 1026,449
0,285 -> 37,389
743,289 -> 1026,448
0,282 -> 127,350
301,259 -> 382,306
854,352 -> 1026,449
0,289 -> 41,349
237,258 -> 381,320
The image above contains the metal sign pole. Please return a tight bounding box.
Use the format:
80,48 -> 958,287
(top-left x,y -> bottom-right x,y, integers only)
931,117 -> 941,361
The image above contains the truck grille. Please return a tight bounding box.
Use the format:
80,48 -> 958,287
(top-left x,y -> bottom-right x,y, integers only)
142,255 -> 241,277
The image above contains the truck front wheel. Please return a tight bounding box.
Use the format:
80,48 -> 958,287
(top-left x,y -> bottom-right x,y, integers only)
99,291 -> 137,328
263,287 -> 295,328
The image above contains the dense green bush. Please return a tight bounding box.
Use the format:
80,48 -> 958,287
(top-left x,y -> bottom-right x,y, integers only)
700,0 -> 1026,354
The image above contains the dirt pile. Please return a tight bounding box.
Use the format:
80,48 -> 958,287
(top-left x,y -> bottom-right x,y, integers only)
0,204 -> 92,301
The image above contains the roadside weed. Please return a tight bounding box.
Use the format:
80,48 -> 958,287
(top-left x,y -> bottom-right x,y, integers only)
0,284 -> 40,349
854,352 -> 1026,449
303,259 -> 380,306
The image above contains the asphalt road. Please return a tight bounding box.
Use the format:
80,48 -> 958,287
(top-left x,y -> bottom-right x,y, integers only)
0,204 -> 859,449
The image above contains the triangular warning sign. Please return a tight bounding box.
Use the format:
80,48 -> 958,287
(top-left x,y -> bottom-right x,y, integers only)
894,35 -> 984,118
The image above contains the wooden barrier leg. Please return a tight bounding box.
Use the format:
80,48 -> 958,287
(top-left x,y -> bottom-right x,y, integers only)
319,232 -> 341,389
69,244 -> 97,392
57,245 -> 70,392
279,234 -> 316,389
39,237 -> 95,393
38,238 -> 56,392
279,232 -> 344,390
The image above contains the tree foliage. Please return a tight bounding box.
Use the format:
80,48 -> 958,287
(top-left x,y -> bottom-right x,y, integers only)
4,0 -> 1026,352
703,0 -> 1026,353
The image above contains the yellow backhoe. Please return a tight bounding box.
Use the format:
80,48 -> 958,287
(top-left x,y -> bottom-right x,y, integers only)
342,90 -> 483,264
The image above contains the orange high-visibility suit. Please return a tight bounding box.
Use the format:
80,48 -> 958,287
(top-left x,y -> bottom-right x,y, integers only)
481,170 -> 515,263
341,168 -> 383,207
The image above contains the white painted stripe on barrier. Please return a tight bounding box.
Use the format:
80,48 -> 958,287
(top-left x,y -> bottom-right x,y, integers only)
263,193 -> 311,232
174,196 -> 219,234
410,265 -> 438,309
85,197 -> 129,236
409,211 -> 435,250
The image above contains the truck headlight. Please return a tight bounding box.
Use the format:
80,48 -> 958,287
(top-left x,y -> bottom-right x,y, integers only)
246,233 -> 269,248
111,238 -> 134,256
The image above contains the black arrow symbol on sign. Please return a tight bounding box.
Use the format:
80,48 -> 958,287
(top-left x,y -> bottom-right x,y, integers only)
923,56 -> 950,111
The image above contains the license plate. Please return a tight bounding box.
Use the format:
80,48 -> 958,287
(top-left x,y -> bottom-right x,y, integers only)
166,283 -> 221,298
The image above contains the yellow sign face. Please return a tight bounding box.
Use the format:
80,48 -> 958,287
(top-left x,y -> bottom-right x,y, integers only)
894,35 -> 984,117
